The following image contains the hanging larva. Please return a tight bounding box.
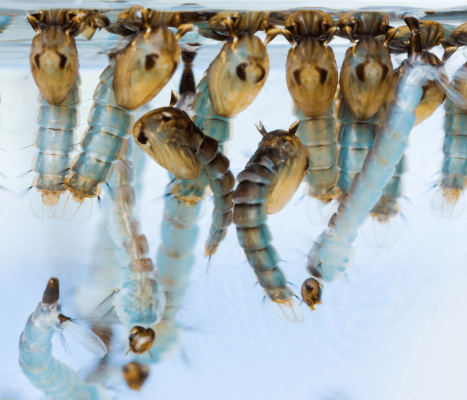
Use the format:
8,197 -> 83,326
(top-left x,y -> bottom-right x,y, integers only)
133,96 -> 236,259
302,18 -> 452,310
19,278 -> 110,400
112,6 -> 193,110
429,23 -> 467,217
279,11 -> 340,204
232,121 -> 309,317
190,11 -> 277,256
103,140 -> 166,356
335,11 -> 394,198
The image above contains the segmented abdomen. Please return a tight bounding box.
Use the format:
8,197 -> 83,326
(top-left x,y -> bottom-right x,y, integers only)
336,91 -> 384,196
439,94 -> 467,202
19,305 -> 107,400
64,59 -> 134,201
233,164 -> 294,303
104,141 -> 165,328
370,155 -> 405,222
294,101 -> 340,202
137,187 -> 202,363
32,74 -> 81,207
190,73 -> 234,256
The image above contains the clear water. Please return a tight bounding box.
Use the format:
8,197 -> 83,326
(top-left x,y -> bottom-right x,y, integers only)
2,5 -> 467,400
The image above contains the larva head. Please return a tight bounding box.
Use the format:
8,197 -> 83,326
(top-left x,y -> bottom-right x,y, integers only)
253,121 -> 309,214
387,20 -> 444,54
29,25 -> 78,105
134,103 -> 203,180
42,277 -> 60,304
123,362 -> 150,391
113,26 -> 180,110
337,11 -> 390,39
339,37 -> 393,121
301,278 -> 322,310
286,38 -> 338,118
208,34 -> 269,117
128,326 -> 155,355
285,10 -> 335,38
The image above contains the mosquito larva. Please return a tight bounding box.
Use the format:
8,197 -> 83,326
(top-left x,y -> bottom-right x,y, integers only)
19,278 -> 109,400
233,121 -> 309,317
304,18 -> 450,306
133,96 -> 236,258
104,141 -> 166,355
278,10 -> 340,204
111,6 -> 193,110
335,11 -> 394,198
63,57 -> 134,202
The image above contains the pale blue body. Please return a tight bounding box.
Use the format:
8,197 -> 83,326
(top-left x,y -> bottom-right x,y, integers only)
104,140 -> 166,328
439,63 -> 467,198
307,63 -> 430,284
336,91 -> 385,195
191,73 -> 234,254
19,301 -> 108,400
66,59 -> 134,198
294,101 -> 339,202
136,188 -> 201,363
32,75 -> 81,195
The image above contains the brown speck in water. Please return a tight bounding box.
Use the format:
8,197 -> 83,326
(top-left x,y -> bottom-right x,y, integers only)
301,278 -> 322,310
123,361 -> 150,391
127,326 -> 155,355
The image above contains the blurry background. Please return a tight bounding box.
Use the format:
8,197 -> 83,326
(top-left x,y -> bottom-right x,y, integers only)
1,4 -> 467,400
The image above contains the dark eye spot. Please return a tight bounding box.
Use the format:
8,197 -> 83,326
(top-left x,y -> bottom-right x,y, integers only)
137,130 -> 148,144
145,54 -> 159,71
58,54 -> 67,70
236,63 -> 247,81
293,69 -> 301,85
316,67 -> 328,85
355,61 -> 369,83
34,54 -> 41,69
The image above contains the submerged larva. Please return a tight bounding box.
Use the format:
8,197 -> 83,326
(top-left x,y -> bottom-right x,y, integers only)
233,121 -> 308,317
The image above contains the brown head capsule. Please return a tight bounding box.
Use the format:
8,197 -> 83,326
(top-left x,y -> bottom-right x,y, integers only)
133,93 -> 204,180
337,11 -> 394,121
27,10 -> 86,105
127,326 -> 156,355
301,278 -> 322,310
113,7 -> 193,110
42,277 -> 60,304
206,12 -> 270,117
283,10 -> 338,118
123,361 -> 150,391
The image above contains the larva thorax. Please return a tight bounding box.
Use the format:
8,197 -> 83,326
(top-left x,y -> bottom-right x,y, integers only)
27,10 -> 85,105
112,6 -> 193,110
338,11 -> 393,121
283,10 -> 338,119
206,12 -> 270,118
